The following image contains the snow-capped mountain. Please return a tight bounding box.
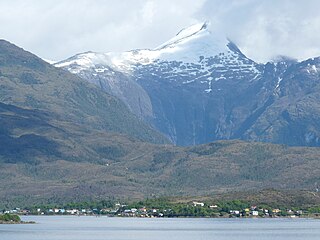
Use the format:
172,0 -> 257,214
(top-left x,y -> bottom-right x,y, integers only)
55,22 -> 320,147
56,22 -> 260,93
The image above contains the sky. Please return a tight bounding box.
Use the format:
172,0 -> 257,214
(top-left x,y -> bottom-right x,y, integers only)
1,0 -> 320,63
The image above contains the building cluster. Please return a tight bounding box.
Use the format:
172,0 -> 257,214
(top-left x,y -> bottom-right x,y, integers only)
2,208 -> 30,215
118,207 -> 166,217
192,201 -> 306,218
0,202 -> 310,218
0,205 -> 166,218
1,207 -> 106,216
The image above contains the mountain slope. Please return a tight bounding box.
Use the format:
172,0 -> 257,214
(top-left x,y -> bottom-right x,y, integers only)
0,39 -> 169,165
56,23 -> 320,146
243,58 -> 320,146
1,140 -> 320,206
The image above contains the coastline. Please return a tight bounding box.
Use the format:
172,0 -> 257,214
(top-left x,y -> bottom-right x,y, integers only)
18,214 -> 320,220
0,220 -> 35,224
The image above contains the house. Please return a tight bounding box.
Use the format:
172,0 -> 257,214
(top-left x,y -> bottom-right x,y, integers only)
209,205 -> 218,208
230,210 -> 240,216
251,211 -> 259,216
287,209 -> 294,214
272,209 -> 281,214
193,202 -> 205,207
131,208 -> 137,213
140,207 -> 147,212
66,209 -> 78,215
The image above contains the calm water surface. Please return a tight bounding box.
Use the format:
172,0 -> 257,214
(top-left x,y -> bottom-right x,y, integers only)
0,216 -> 319,240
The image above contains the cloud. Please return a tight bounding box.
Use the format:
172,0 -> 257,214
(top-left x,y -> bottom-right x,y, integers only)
0,0 -> 204,61
1,0 -> 319,63
197,0 -> 320,62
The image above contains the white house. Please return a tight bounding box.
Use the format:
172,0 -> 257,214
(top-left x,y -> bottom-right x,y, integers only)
193,202 -> 205,207
251,211 -> 259,216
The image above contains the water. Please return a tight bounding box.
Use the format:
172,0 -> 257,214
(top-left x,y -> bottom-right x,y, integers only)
0,216 -> 319,240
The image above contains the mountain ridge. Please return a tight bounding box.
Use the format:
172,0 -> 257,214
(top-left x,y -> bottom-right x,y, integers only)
55,23 -> 320,146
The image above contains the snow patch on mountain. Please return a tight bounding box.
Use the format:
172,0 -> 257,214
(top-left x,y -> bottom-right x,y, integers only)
154,22 -> 230,63
43,58 -> 57,64
156,22 -> 208,50
56,52 -> 114,74
56,22 -> 233,72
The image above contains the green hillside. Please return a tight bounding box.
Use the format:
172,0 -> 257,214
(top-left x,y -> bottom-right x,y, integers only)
1,140 -> 320,207
0,39 -> 168,163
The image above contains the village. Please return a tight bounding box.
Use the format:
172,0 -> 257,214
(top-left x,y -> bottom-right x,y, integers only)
1,200 -> 315,218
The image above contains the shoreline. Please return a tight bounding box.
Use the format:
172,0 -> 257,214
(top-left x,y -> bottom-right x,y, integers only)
18,214 -> 320,220
0,220 -> 35,224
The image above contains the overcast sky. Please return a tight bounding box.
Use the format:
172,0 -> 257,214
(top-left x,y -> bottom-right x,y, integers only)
1,0 -> 320,63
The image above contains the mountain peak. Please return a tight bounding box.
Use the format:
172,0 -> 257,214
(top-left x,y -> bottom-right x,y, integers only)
56,22 -> 246,72
155,22 -> 211,51
148,21 -> 235,64
176,21 -> 209,36
176,21 -> 209,37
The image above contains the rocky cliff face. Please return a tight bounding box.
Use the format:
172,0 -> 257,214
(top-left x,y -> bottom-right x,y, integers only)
56,23 -> 320,146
